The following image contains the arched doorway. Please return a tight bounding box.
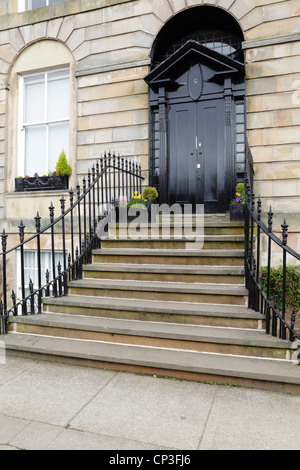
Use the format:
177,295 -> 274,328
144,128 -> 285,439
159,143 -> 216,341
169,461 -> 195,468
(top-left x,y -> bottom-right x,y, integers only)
144,6 -> 245,213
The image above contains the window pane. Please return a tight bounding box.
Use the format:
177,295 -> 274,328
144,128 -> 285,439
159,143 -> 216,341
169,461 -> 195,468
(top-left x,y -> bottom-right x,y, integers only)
47,74 -> 70,121
25,125 -> 46,175
48,122 -> 69,171
24,251 -> 37,287
29,0 -> 66,9
31,0 -> 46,8
22,69 -> 70,176
24,76 -> 45,124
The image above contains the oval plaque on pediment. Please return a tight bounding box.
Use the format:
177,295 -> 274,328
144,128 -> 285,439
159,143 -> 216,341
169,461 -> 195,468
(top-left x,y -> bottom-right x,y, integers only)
188,62 -> 203,101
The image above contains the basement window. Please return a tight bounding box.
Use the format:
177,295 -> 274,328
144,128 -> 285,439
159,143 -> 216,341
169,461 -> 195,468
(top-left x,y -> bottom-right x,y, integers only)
17,250 -> 65,301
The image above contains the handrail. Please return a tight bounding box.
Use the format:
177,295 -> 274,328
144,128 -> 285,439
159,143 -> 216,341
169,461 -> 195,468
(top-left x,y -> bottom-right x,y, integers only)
244,150 -> 300,346
0,152 -> 143,334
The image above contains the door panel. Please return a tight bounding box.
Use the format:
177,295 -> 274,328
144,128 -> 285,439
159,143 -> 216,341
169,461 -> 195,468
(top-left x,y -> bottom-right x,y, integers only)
169,98 -> 226,212
203,105 -> 218,202
198,99 -> 226,212
169,103 -> 196,206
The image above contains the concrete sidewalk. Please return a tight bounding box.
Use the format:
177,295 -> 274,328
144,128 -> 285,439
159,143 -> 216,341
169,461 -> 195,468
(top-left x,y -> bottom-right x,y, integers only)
0,356 -> 299,450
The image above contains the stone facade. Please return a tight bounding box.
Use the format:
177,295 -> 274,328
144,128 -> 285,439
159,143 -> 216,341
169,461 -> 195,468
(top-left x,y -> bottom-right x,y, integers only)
0,0 -> 299,250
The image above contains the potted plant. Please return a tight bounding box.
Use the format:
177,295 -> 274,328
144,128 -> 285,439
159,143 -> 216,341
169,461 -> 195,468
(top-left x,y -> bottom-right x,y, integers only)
55,150 -> 72,178
15,150 -> 72,192
116,187 -> 158,223
143,187 -> 158,206
230,183 -> 245,221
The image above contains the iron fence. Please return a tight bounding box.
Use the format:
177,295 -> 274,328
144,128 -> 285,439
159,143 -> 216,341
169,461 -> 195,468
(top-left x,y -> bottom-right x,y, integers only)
244,173 -> 300,346
0,152 -> 143,335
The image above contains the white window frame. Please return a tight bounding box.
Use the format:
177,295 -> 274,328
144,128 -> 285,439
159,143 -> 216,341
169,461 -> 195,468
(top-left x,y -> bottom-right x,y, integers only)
18,0 -> 26,12
18,67 -> 70,177
17,249 -> 65,296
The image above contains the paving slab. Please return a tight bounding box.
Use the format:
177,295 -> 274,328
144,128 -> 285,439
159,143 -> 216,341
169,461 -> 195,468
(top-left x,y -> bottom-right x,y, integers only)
0,357 -> 299,450
69,372 -> 217,450
199,386 -> 300,450
0,359 -> 117,426
46,429 -> 169,451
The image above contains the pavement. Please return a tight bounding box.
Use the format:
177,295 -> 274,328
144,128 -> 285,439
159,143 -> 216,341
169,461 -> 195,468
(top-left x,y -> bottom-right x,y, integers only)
0,356 -> 300,451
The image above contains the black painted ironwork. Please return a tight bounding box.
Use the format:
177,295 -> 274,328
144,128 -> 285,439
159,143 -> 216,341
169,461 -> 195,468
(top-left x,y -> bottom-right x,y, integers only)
15,175 -> 69,192
0,152 -> 143,335
244,147 -> 300,350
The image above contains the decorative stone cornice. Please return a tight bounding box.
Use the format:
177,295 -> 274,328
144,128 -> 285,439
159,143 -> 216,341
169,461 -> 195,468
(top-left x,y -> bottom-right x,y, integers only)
243,33 -> 300,50
0,0 -> 132,31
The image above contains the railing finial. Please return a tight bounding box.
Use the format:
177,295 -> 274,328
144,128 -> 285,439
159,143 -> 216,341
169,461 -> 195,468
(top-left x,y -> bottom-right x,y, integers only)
1,229 -> 7,252
281,218 -> 289,246
268,206 -> 273,233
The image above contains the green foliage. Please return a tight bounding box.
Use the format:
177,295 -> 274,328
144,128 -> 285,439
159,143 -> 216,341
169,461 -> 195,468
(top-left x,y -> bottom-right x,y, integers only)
127,191 -> 147,208
55,150 -> 72,177
231,182 -> 245,204
261,264 -> 300,311
143,187 -> 158,201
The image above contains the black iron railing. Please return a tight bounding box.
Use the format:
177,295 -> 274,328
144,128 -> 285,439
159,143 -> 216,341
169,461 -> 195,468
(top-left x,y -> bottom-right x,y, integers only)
0,152 -> 143,335
244,156 -> 300,347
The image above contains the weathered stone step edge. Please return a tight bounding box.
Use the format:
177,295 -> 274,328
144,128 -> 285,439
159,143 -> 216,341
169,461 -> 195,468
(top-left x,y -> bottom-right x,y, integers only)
102,235 -> 245,241
42,295 -> 260,319
83,263 -> 245,275
109,221 -> 244,228
10,313 -> 292,350
3,334 -> 299,386
93,248 -> 244,257
67,279 -> 248,296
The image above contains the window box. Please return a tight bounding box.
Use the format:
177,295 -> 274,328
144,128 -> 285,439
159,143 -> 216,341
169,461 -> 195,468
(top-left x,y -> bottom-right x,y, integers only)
15,175 -> 69,192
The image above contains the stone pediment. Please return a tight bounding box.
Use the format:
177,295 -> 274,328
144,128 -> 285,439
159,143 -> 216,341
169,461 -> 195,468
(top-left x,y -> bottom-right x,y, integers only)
144,40 -> 244,88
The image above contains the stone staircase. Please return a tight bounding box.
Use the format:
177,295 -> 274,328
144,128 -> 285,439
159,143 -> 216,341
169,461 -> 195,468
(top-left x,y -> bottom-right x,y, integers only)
4,214 -> 300,394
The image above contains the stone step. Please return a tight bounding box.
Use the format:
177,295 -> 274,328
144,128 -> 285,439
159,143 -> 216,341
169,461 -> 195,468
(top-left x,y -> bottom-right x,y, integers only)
42,295 -> 262,328
9,313 -> 295,360
92,249 -> 245,266
67,279 -> 248,305
158,213 -> 230,222
3,333 -> 300,394
83,263 -> 245,284
101,235 -> 244,250
110,221 -> 244,236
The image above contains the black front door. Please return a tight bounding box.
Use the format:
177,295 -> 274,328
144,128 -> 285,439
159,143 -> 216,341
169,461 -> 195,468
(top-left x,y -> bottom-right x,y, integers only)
145,40 -> 245,213
169,98 -> 227,212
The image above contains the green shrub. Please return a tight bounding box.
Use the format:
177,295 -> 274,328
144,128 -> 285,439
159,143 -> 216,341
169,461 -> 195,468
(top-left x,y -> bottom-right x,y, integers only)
143,187 -> 158,200
261,264 -> 300,311
55,150 -> 72,177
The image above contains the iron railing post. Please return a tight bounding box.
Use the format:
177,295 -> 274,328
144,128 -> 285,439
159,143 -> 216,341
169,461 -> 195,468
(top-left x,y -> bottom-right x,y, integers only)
19,221 -> 27,315
1,229 -> 8,332
49,203 -> 57,298
281,219 -> 289,340
60,194 -> 67,296
34,212 -> 42,313
266,206 -> 273,335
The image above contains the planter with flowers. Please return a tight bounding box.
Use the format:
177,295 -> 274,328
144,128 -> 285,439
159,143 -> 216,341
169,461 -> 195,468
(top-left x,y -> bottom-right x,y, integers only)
15,150 -> 71,192
230,183 -> 245,221
116,187 -> 158,223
